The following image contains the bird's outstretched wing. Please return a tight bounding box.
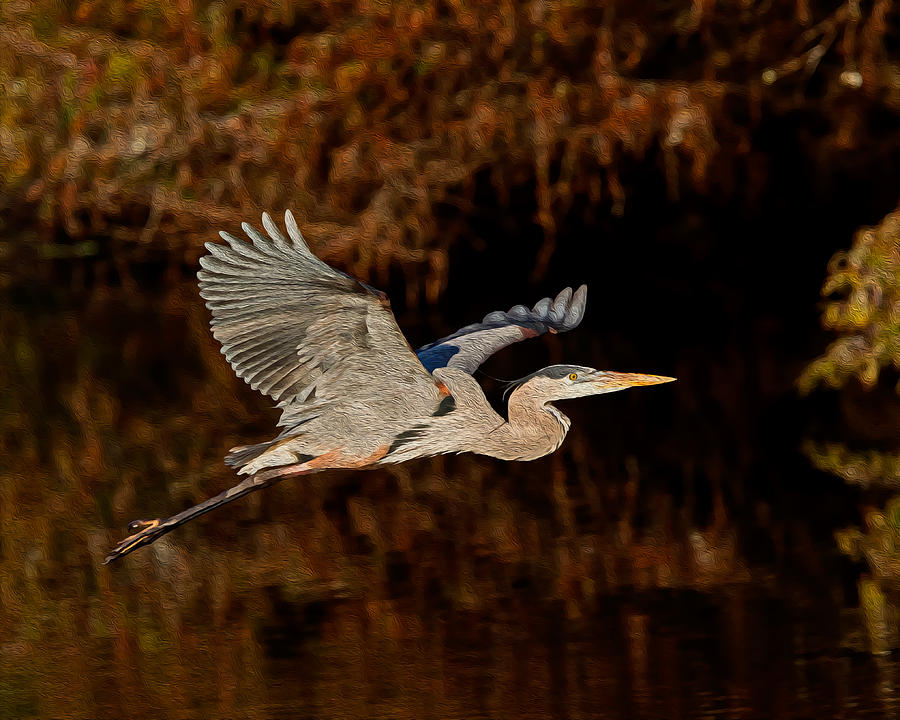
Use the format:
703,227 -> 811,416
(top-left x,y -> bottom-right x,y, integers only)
197,211 -> 443,427
416,286 -> 588,374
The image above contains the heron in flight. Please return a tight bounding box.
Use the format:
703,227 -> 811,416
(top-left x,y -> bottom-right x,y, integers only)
105,212 -> 673,563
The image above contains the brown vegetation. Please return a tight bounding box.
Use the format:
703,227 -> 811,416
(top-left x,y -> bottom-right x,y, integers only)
2,0 -> 898,298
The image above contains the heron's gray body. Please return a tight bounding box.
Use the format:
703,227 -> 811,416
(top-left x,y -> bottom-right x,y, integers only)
104,211 -> 672,563
197,212 -> 590,474
229,364 -> 573,473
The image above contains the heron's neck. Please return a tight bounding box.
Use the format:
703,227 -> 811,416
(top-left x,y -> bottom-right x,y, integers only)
488,385 -> 570,461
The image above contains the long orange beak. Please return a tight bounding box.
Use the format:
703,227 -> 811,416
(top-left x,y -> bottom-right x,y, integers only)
589,372 -> 676,390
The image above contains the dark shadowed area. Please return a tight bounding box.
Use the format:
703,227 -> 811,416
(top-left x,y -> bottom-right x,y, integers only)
2,1 -> 900,718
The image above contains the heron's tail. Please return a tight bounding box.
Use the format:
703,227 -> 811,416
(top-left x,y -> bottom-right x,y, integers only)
224,440 -> 275,470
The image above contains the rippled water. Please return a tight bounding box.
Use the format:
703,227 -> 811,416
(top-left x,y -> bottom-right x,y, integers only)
1,258 -> 894,719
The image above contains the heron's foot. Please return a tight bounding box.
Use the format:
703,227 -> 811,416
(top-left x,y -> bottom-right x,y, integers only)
127,518 -> 160,532
104,517 -> 164,565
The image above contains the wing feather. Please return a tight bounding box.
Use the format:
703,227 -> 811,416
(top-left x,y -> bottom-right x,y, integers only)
198,211 -> 442,427
416,285 -> 588,374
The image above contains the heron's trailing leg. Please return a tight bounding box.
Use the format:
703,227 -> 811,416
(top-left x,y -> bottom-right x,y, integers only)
104,466 -> 308,564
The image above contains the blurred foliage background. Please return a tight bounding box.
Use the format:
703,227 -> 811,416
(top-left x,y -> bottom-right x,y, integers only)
801,206 -> 900,654
3,0 -> 900,295
2,0 -> 900,717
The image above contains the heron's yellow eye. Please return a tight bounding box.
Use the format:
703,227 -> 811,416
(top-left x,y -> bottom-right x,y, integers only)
569,373 -> 578,381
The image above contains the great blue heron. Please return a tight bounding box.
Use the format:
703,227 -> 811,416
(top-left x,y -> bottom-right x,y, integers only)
105,211 -> 673,563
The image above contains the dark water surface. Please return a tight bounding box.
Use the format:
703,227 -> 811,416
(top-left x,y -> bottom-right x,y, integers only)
0,257 -> 893,719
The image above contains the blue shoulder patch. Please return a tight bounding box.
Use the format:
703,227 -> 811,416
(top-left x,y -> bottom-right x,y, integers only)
417,344 -> 460,372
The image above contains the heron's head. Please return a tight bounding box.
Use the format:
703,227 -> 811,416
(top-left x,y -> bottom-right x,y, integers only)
506,364 -> 675,403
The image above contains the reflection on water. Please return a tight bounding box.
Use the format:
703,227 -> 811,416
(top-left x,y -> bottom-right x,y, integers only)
0,263 -> 893,718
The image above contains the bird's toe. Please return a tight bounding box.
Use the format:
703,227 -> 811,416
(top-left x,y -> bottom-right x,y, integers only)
104,518 -> 164,564
127,518 -> 160,532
